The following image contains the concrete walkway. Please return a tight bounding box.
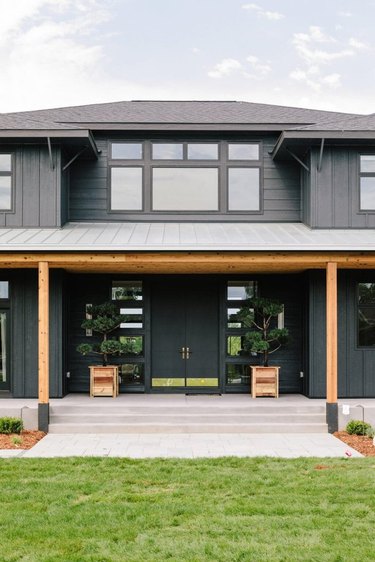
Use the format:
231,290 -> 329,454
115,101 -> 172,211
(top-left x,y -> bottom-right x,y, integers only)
0,433 -> 362,458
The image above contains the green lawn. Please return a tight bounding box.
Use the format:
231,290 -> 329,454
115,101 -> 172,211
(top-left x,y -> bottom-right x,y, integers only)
0,457 -> 374,562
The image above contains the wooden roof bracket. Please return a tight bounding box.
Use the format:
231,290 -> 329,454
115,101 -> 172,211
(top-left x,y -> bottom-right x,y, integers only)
286,147 -> 310,173
47,137 -> 54,170
317,138 -> 325,172
62,147 -> 88,172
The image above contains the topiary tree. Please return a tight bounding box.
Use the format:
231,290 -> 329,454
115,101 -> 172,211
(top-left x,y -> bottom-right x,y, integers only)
77,302 -> 128,366
237,297 -> 289,367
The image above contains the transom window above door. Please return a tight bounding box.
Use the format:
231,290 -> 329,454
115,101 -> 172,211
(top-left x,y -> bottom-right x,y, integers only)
109,140 -> 261,216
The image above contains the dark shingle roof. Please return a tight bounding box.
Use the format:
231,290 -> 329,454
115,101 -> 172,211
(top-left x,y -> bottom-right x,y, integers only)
0,114 -> 80,130
0,100 -> 360,128
293,112 -> 375,132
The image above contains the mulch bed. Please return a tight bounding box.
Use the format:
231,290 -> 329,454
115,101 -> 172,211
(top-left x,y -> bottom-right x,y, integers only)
334,431 -> 375,456
0,430 -> 46,450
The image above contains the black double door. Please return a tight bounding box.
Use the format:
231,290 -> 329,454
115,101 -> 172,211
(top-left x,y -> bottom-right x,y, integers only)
151,279 -> 219,391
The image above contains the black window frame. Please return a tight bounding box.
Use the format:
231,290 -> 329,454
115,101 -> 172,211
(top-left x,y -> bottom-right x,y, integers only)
108,140 -> 263,217
0,153 -> 13,212
357,282 -> 375,348
359,154 -> 375,212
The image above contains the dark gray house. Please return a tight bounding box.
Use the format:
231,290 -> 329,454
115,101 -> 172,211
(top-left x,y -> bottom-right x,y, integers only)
1,100 -> 375,431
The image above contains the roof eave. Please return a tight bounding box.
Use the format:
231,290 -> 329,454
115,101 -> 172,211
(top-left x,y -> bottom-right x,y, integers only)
0,129 -> 100,156
272,130 -> 375,159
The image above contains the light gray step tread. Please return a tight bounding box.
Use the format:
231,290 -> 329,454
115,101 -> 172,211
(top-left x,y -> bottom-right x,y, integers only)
48,423 -> 328,434
50,407 -> 326,415
50,414 -> 325,423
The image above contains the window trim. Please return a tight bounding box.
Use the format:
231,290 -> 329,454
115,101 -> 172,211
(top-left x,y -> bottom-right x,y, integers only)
0,153 -> 14,212
107,139 -> 263,216
110,141 -> 144,160
359,153 -> 375,212
109,165 -> 145,213
357,282 -> 375,348
227,166 -> 262,213
151,165 -> 220,213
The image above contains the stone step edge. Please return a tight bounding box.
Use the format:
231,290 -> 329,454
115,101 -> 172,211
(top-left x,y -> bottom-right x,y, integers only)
50,407 -> 326,414
48,423 -> 328,434
50,412 -> 325,423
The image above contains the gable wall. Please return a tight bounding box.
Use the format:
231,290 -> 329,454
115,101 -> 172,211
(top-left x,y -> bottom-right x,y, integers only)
304,145 -> 375,228
0,144 -> 63,228
69,134 -> 301,222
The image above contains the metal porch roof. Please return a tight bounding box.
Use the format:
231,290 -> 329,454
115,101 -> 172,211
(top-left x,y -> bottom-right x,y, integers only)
0,222 -> 374,252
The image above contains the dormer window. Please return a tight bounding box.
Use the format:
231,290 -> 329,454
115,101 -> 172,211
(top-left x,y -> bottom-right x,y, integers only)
109,141 -> 261,215
0,154 -> 12,211
360,155 -> 375,210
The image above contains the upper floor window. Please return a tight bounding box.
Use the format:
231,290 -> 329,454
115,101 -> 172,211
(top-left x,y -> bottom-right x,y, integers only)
109,141 -> 261,215
0,154 -> 12,211
360,155 -> 375,210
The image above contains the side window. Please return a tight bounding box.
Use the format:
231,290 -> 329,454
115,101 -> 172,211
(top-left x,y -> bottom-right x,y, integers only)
359,155 -> 375,210
112,281 -> 145,388
358,283 -> 375,346
0,154 -> 12,211
225,281 -> 258,389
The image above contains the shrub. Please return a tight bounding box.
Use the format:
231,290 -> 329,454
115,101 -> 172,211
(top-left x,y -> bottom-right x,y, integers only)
346,419 -> 373,436
0,417 -> 24,434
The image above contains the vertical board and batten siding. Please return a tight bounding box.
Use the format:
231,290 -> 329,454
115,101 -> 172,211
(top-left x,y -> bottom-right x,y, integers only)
67,275 -> 111,393
261,275 -> 303,393
61,158 -> 70,225
307,270 -> 375,398
10,270 -> 65,398
69,135 -> 301,222
0,145 -> 63,228
305,146 -> 375,228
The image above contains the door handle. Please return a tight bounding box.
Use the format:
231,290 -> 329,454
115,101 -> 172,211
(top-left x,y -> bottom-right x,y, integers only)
186,347 -> 192,359
179,346 -> 186,359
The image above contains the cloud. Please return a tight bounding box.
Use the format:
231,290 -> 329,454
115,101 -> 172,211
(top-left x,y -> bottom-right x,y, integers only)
290,25 -> 356,93
349,37 -> 368,50
208,55 -> 271,81
246,55 -> 271,76
0,1 -> 118,111
208,58 -> 242,78
242,3 -> 284,20
320,73 -> 341,87
338,11 -> 352,17
289,68 -> 341,92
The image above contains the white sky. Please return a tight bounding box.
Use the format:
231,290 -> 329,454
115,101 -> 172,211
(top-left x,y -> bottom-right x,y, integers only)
0,0 -> 374,114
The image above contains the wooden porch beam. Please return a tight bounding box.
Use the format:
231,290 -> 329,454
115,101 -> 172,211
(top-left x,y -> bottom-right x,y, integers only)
1,252 -> 375,273
326,261 -> 338,432
38,261 -> 49,432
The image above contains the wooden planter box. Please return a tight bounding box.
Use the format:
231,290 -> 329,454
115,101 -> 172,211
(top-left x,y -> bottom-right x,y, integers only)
89,366 -> 119,397
251,366 -> 279,398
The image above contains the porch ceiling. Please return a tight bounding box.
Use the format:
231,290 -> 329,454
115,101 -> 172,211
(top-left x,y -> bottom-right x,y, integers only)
1,251 -> 375,273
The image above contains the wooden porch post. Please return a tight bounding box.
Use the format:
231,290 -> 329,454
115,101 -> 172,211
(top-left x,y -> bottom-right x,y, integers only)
38,261 -> 49,432
326,262 -> 338,432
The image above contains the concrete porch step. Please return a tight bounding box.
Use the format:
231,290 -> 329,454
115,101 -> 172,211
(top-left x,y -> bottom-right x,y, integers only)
50,404 -> 326,416
49,412 -> 326,424
48,422 -> 328,434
